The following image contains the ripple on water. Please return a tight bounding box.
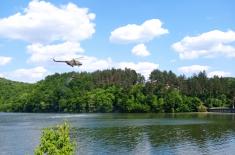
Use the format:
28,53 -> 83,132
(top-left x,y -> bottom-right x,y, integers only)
1,113 -> 235,155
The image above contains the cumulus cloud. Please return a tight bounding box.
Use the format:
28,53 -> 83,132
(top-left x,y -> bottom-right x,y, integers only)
0,0 -> 95,43
5,66 -> 48,83
27,41 -> 84,63
118,61 -> 159,78
208,71 -> 231,78
178,65 -> 210,74
172,30 -> 235,59
0,1 -> 160,82
0,56 -> 12,66
110,19 -> 168,44
0,0 -> 96,65
79,56 -> 113,72
78,56 -> 159,79
131,44 -> 150,57
74,55 -> 159,79
2,56 -> 159,82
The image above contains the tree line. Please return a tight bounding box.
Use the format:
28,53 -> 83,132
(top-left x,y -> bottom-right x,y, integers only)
0,68 -> 235,113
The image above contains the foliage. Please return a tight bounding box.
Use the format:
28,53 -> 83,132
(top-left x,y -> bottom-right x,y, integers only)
197,104 -> 207,112
34,122 -> 76,155
0,69 -> 235,113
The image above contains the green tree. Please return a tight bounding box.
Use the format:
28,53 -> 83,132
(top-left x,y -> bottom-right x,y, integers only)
164,89 -> 183,112
34,122 -> 76,155
1,69 -> 235,113
84,88 -> 114,112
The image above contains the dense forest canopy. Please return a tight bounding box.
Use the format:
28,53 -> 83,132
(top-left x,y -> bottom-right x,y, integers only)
0,68 -> 235,113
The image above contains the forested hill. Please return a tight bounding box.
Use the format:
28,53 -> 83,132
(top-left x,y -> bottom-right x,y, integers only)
0,68 -> 235,113
0,78 -> 33,111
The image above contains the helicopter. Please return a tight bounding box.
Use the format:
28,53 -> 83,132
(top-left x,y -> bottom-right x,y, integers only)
53,57 -> 84,82
53,57 -> 83,67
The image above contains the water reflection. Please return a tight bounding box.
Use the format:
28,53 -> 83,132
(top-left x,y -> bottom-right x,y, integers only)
70,113 -> 235,155
0,113 -> 235,155
74,127 -> 143,154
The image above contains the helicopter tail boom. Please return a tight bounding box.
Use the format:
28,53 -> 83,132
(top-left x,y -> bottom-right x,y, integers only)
53,58 -> 66,62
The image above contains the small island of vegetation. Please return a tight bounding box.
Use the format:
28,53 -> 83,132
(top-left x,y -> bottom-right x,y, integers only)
0,69 -> 235,113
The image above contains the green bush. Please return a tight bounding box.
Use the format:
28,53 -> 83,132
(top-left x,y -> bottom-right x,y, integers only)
197,104 -> 207,112
34,122 -> 76,155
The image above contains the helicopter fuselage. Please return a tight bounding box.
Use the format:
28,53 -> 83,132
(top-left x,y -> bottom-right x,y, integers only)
66,59 -> 82,67
53,58 -> 82,67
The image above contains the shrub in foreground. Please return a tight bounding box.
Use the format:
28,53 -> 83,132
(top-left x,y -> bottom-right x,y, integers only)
34,122 -> 76,155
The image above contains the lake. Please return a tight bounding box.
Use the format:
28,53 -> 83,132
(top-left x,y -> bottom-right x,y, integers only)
0,112 -> 235,155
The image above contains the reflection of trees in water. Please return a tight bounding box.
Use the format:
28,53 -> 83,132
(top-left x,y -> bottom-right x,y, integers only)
70,114 -> 235,154
72,126 -> 144,154
147,121 -> 235,154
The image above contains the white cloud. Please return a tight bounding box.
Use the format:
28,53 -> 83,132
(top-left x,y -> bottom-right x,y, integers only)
0,0 -> 95,43
172,30 -> 235,59
2,56 -> 159,82
131,44 -> 150,57
208,71 -> 231,78
0,0 -> 96,65
76,55 -> 159,79
118,62 -> 159,79
0,56 -> 12,66
27,41 -> 84,63
110,19 -> 168,44
5,66 -> 48,83
79,56 -> 113,72
178,65 -> 210,74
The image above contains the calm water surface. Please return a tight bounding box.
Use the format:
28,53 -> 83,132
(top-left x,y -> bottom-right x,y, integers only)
0,112 -> 235,155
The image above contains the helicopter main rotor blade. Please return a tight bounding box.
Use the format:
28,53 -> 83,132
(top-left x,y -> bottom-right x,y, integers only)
74,56 -> 86,60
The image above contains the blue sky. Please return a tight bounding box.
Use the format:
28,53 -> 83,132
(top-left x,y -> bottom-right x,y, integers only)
0,0 -> 234,83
